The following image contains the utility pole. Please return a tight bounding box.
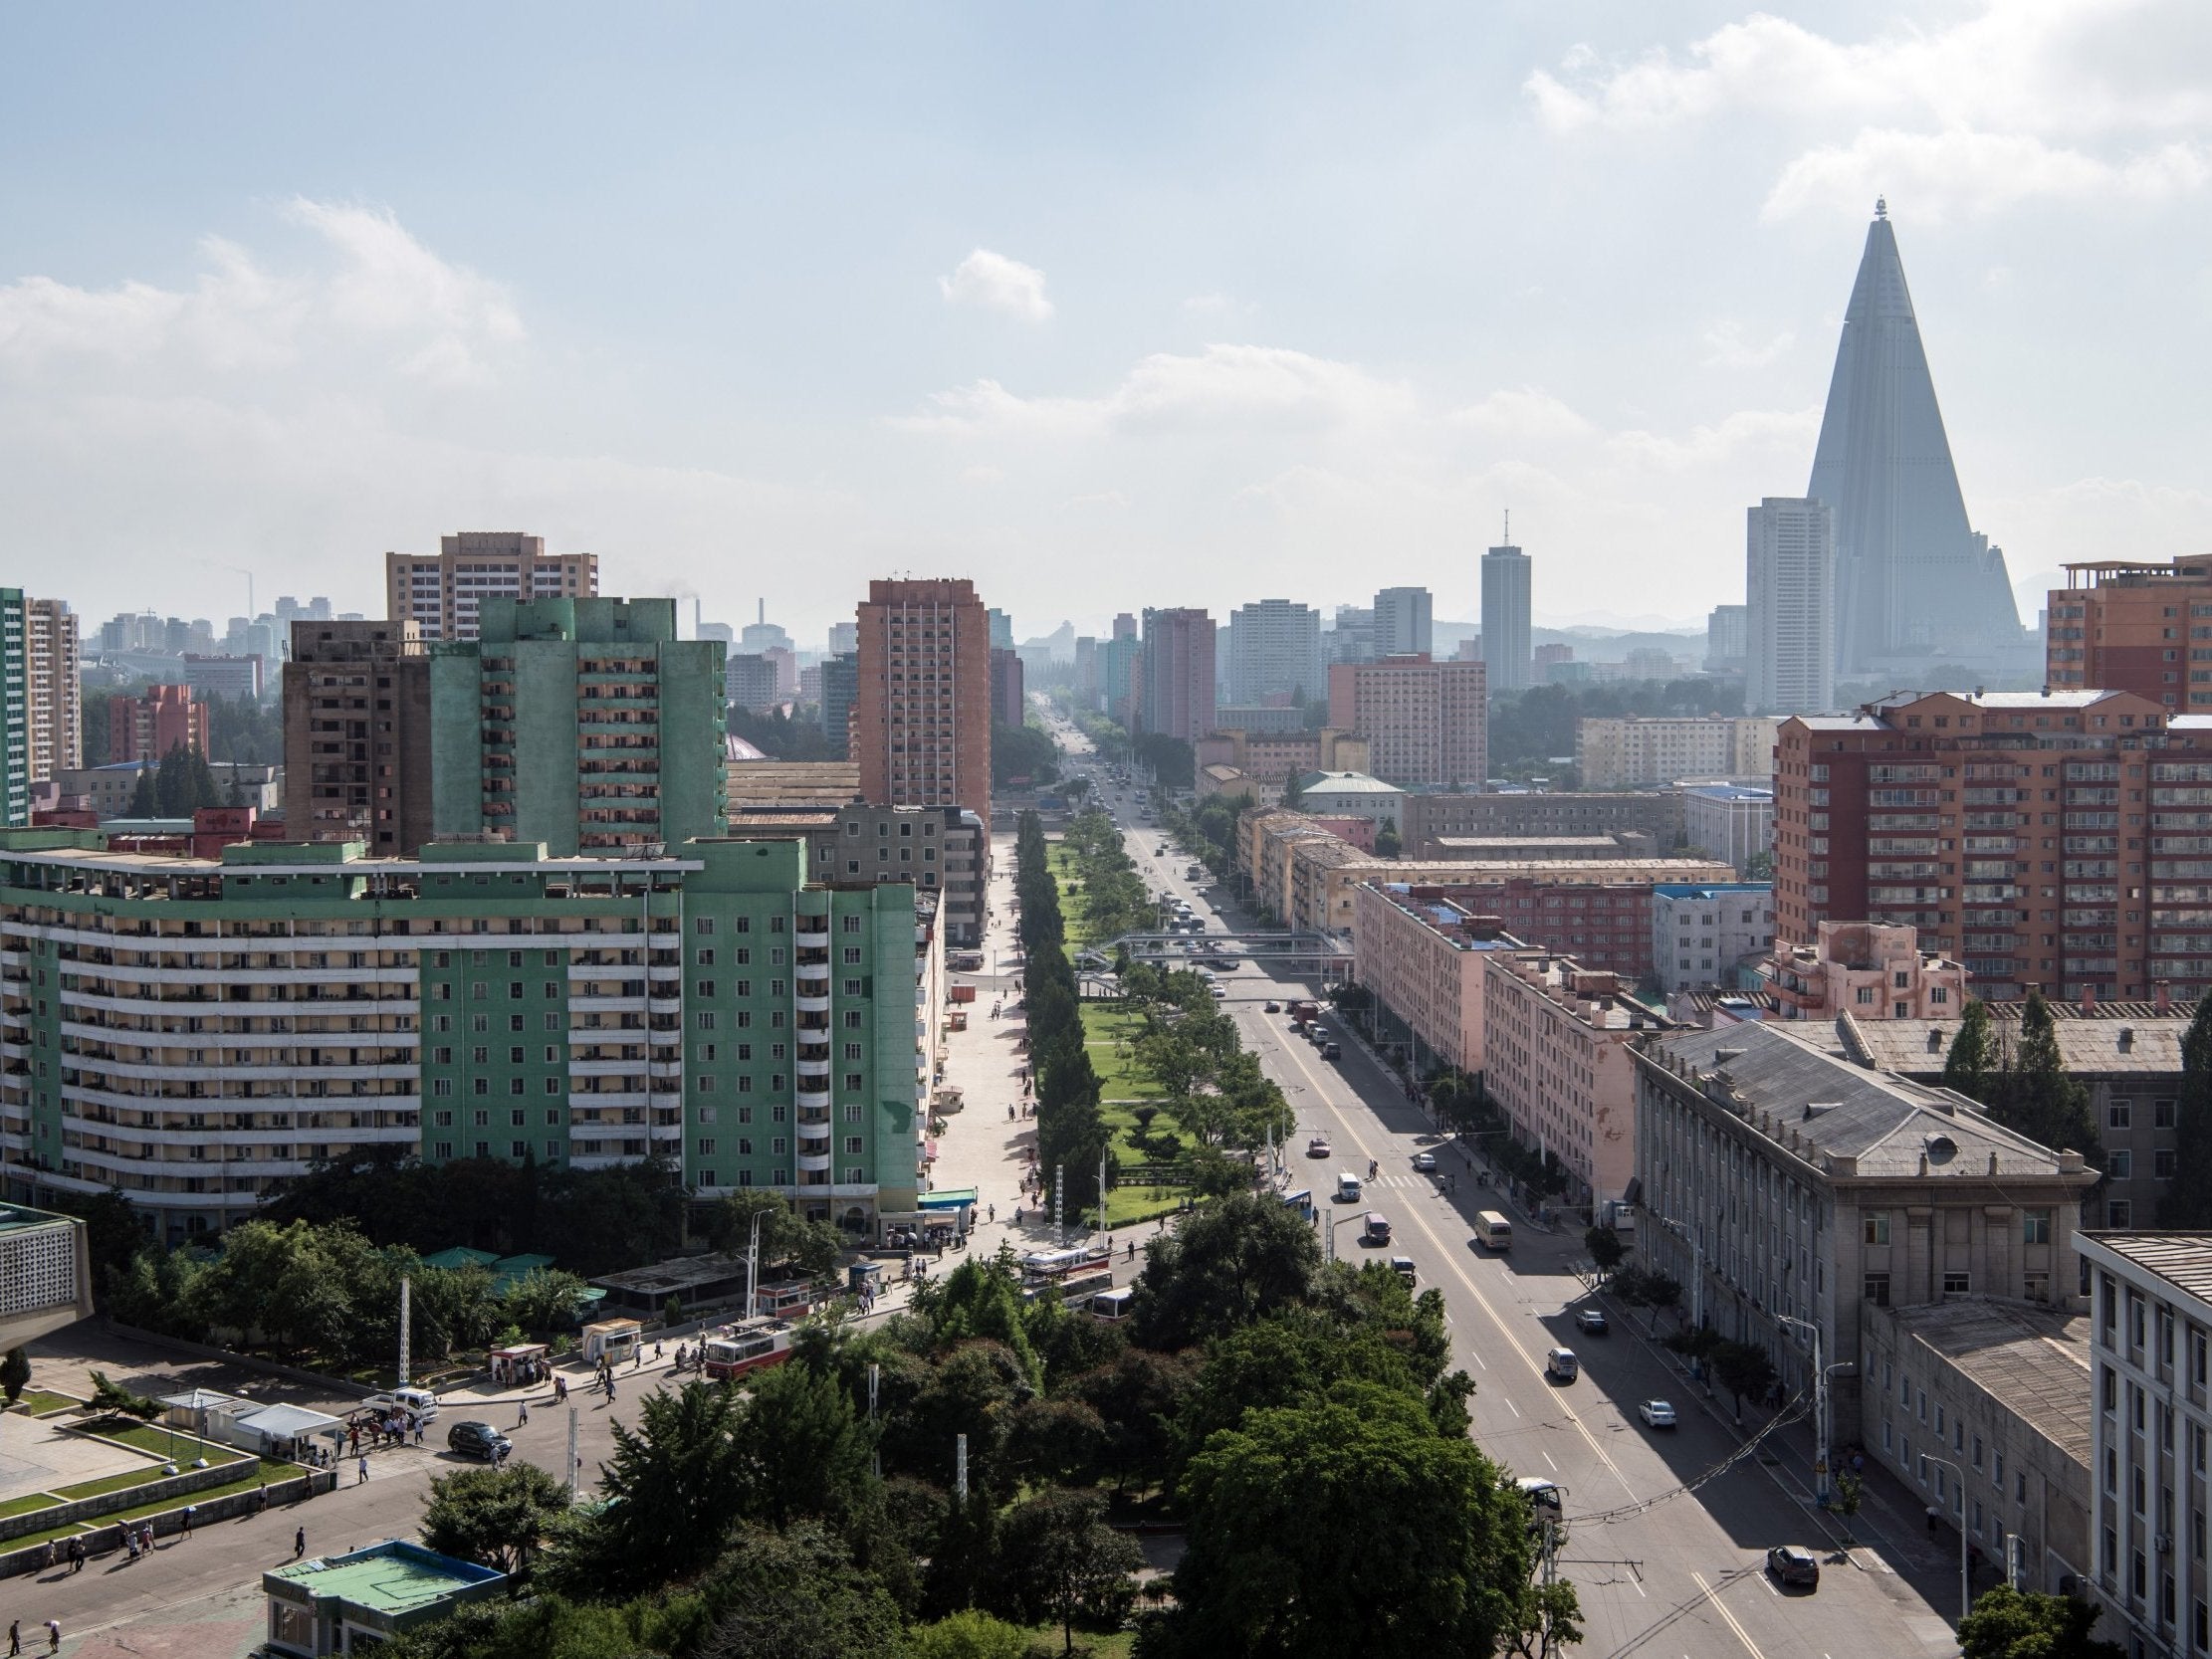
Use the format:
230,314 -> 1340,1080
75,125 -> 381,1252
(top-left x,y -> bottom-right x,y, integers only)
1778,1313 -> 1830,1505
1538,1516 -> 1560,1659
1097,1147 -> 1108,1235
566,1405 -> 580,1502
1054,1163 -> 1065,1246
955,1432 -> 969,1502
1918,1454 -> 1972,1625
869,1363 -> 881,1481
397,1276 -> 412,1387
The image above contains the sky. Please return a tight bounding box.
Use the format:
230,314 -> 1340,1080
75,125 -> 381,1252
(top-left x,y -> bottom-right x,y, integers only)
4,1 -> 2210,648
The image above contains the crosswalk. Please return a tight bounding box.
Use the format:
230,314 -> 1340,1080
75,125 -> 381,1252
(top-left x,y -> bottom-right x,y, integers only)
1291,1170 -> 1436,1190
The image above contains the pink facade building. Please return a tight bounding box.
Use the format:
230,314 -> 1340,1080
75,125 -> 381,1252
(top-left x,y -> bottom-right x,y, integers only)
108,685 -> 207,765
1139,609 -> 1216,744
1325,654 -> 1487,787
1759,920 -> 1969,1022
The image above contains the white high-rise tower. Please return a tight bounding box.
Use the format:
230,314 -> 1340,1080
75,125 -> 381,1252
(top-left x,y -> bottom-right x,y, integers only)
1746,499 -> 1835,716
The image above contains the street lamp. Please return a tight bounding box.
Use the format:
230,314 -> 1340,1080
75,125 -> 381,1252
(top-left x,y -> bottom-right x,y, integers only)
1322,1210 -> 1366,1265
1917,1452 -> 1972,1625
746,1209 -> 767,1322
1775,1314 -> 1849,1506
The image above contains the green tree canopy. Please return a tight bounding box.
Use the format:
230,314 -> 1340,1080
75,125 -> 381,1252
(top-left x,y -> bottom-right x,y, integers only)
1942,997 -> 1996,1099
2162,990 -> 2212,1225
1129,1190 -> 1319,1352
996,1487 -> 1142,1656
1958,1585 -> 2124,1659
1984,989 -> 2101,1163
419,1462 -> 573,1576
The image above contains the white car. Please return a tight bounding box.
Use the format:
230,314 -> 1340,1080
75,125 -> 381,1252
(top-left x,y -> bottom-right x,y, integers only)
1412,1151 -> 1437,1173
1639,1399 -> 1676,1428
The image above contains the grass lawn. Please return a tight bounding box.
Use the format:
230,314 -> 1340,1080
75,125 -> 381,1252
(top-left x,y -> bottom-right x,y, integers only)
7,1461 -> 300,1550
0,1495 -> 57,1522
1102,1186 -> 1185,1229
1047,843 -> 1098,947
14,1391 -> 78,1417
1080,1001 -> 1196,1228
1014,1623 -> 1136,1659
82,1422 -> 249,1468
1082,1003 -> 1163,1102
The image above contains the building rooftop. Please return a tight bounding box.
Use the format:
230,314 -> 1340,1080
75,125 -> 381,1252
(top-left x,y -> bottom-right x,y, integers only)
1293,771 -> 1405,796
1651,883 -> 1774,900
2080,1233 -> 2212,1307
1682,783 -> 1775,802
1829,1011 -> 2187,1076
1432,836 -> 1626,853
267,1540 -> 501,1614
1881,1298 -> 2094,1464
1644,1022 -> 2096,1178
723,761 -> 862,809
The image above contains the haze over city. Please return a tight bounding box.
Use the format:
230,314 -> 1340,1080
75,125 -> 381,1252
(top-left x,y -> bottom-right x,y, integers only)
6,1 -> 2210,637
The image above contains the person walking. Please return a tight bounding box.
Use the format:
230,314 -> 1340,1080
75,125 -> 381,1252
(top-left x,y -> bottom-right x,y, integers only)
66,1538 -> 82,1573
356,1455 -> 368,1486
44,1620 -> 57,1655
181,1503 -> 195,1538
295,1527 -> 307,1559
517,1398 -> 529,1428
8,1617 -> 19,1655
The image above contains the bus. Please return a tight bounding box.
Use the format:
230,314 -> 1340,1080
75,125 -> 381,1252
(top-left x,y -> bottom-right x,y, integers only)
1020,1246 -> 1104,1280
1474,1211 -> 1513,1251
703,1318 -> 796,1382
1281,1187 -> 1315,1223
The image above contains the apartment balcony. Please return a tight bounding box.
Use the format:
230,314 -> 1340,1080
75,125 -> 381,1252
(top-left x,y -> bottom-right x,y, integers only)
796,1150 -> 833,1174
797,1087 -> 831,1111
795,992 -> 831,1015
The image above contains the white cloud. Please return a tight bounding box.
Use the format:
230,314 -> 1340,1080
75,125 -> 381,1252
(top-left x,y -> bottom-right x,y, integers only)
894,343 -> 1414,440
0,198 -> 523,385
1700,321 -> 1796,369
1606,404 -> 1819,470
1452,386 -> 1595,441
938,248 -> 1054,321
1527,2 -> 2212,218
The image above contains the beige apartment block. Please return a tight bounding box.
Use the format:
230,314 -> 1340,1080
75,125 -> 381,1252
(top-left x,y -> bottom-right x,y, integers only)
385,531 -> 597,642
1576,716 -> 1779,790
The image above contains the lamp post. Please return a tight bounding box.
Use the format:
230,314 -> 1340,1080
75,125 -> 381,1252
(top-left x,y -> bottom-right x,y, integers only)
1917,1452 -> 1972,1625
1323,1211 -> 1365,1265
1776,1314 -> 1836,1505
746,1209 -> 767,1322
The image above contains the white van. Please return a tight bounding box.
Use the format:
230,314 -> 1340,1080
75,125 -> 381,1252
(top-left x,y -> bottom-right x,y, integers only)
1474,1211 -> 1513,1251
1336,1171 -> 1363,1203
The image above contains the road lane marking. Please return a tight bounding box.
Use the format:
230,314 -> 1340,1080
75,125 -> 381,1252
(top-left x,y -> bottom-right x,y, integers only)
1262,1021 -> 1640,1503
1506,1397 -> 1521,1417
1543,1449 -> 1558,1470
1688,1570 -> 1769,1659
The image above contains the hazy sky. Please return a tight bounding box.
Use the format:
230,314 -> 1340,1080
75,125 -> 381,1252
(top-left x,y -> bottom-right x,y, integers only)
5,2 -> 2209,648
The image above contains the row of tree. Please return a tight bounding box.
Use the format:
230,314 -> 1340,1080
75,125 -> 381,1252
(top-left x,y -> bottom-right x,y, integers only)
1015,809 -> 1114,1217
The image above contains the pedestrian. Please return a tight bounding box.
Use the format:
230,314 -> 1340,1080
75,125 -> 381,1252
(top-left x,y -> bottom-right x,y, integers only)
518,1398 -> 530,1428
39,1541 -> 53,1573
356,1454 -> 368,1486
607,1379 -> 616,1404
126,1529 -> 139,1562
66,1538 -> 81,1573
413,1417 -> 424,1447
294,1527 -> 306,1559
654,1341 -> 663,1360
1926,1504 -> 1939,1535
988,1203 -> 995,1223
44,1620 -> 57,1655
8,1617 -> 18,1655
181,1503 -> 195,1538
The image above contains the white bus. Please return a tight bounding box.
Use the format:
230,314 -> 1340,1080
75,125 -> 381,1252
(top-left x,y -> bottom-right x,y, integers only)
1474,1211 -> 1513,1251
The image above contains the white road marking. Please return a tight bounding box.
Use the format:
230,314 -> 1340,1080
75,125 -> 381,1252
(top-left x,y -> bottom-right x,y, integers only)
1506,1396 -> 1521,1418
1543,1449 -> 1558,1470
1689,1570 -> 1770,1659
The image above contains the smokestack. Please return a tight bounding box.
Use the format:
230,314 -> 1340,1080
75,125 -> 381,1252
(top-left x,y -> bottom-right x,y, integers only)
694,596 -> 703,639
2081,983 -> 2096,1014
759,598 -> 765,626
2156,981 -> 2172,1015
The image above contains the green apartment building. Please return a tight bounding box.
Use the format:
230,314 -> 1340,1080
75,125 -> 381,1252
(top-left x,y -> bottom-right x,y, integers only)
429,596 -> 729,855
0,592 -> 26,828
0,830 -> 940,1241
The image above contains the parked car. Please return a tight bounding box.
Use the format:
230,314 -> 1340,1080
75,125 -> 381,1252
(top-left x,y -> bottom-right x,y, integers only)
1320,1041 -> 1341,1059
363,1385 -> 440,1423
1413,1151 -> 1437,1173
1545,1347 -> 1579,1382
1307,1136 -> 1332,1158
1263,1000 -> 1281,1013
1766,1546 -> 1821,1588
447,1420 -> 511,1462
1575,1307 -> 1609,1335
1638,1399 -> 1676,1428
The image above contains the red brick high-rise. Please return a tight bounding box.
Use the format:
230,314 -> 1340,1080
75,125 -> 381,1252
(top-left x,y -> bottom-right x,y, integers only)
854,579 -> 992,830
2046,558 -> 2212,710
108,685 -> 207,765
1775,688 -> 2212,1005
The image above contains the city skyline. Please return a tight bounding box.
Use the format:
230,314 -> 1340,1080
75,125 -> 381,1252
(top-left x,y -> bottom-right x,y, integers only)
4,5 -> 2207,636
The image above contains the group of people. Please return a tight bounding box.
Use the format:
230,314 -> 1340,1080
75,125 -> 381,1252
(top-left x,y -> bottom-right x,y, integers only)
4,1616 -> 61,1655
345,1410 -> 419,1458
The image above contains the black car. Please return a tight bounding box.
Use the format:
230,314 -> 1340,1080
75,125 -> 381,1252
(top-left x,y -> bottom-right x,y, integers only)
447,1420 -> 511,1462
1574,1307 -> 1609,1336
1766,1546 -> 1820,1588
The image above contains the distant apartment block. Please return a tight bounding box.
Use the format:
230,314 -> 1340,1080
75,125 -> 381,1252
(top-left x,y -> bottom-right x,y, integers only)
1706,603 -> 1748,675
386,531 -> 597,643
1210,705 -> 1308,735
1650,882 -> 1774,993
1196,727 -> 1366,788
1746,497 -> 1836,716
1480,540 -> 1532,694
1325,655 -> 1487,788
819,652 -> 858,760
430,597 -> 728,856
283,620 -> 433,856
2,592 -> 83,826
179,654 -> 264,703
1575,716 -> 1779,790
1681,782 -> 1774,875
726,654 -> 780,714
2046,558 -> 2212,709
854,578 -> 993,830
1401,789 -> 1685,859
990,647 -> 1025,726
108,685 -> 208,765
1139,608 -> 1217,744
1221,600 -> 1322,707
1373,587 -> 1434,660
1759,921 -> 1969,1022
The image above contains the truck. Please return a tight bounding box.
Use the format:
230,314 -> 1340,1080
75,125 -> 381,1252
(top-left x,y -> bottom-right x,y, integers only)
948,984 -> 978,1004
1286,1000 -> 1319,1022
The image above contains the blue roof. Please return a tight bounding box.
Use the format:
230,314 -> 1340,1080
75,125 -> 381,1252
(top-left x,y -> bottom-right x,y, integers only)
1652,883 -> 1773,900
1683,783 -> 1774,801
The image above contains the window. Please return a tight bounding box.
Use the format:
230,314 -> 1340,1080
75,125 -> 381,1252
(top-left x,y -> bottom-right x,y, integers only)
2024,1209 -> 2053,1244
697,981 -> 715,998
2110,1199 -> 2134,1227
1864,1212 -> 1890,1245
2111,1100 -> 2133,1130
1943,1270 -> 1971,1295
2157,1099 -> 2178,1130
698,1138 -> 716,1156
697,1010 -> 716,1029
1865,1272 -> 1891,1306
2110,1149 -> 2133,1180
842,946 -> 863,964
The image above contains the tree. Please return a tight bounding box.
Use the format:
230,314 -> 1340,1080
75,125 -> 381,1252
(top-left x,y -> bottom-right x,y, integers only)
1129,1191 -> 1319,1351
1711,1341 -> 1777,1421
1374,821 -> 1402,857
2163,990 -> 2212,1225
541,1378 -> 749,1597
1957,1585 -> 2125,1659
1830,1470 -> 1865,1546
419,1462 -> 572,1576
1984,989 -> 2101,1163
126,761 -> 156,817
997,1488 -> 1142,1656
1942,997 -> 1996,1100
501,1268 -> 591,1333
0,1348 -> 28,1406
696,1522 -> 909,1659
87,1371 -> 161,1422
1583,1225 -> 1626,1281
734,1355 -> 875,1530
908,1609 -> 1032,1659
1159,1380 -> 1559,1659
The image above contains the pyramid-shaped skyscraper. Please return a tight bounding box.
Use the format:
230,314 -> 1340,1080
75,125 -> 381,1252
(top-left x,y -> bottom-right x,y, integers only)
1808,203 -> 2022,676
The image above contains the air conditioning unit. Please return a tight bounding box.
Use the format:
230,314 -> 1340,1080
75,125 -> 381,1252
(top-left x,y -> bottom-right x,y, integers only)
2158,1534 -> 2173,1555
